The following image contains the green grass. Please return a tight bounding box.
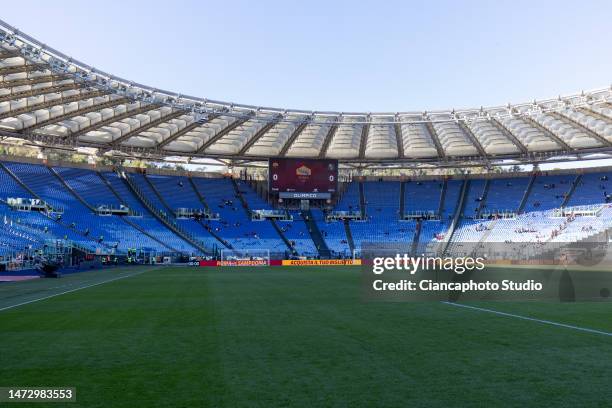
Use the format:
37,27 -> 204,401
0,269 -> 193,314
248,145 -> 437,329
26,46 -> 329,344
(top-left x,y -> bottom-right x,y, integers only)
1,266 -> 612,407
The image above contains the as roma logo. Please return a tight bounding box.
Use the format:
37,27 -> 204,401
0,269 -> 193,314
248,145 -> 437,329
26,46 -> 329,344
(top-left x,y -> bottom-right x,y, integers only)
296,165 -> 312,176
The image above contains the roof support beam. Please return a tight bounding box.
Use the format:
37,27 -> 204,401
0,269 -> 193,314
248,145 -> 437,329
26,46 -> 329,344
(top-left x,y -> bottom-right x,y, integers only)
280,121 -> 309,157
196,114 -> 254,154
549,110 -> 612,147
394,120 -> 405,158
578,106 -> 612,123
111,110 -> 185,146
1,89 -> 112,122
489,118 -> 528,154
357,122 -> 371,160
0,82 -> 83,103
522,116 -> 573,152
457,121 -> 488,158
424,122 -> 446,158
65,103 -> 160,140
156,114 -> 220,150
239,118 -> 281,156
318,122 -> 340,159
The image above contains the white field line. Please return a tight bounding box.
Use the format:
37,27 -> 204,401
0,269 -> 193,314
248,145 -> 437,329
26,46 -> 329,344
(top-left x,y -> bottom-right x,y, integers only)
0,267 -> 157,312
442,301 -> 612,337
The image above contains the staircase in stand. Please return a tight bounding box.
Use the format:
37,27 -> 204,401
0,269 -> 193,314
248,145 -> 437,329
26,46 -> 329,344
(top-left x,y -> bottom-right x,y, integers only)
48,166 -> 96,212
188,177 -> 211,212
399,181 -> 406,218
477,219 -> 498,246
437,180 -> 448,217
518,174 -> 536,213
358,181 -> 366,218
196,220 -> 232,250
121,171 -> 211,255
269,219 -> 298,255
189,176 -> 229,250
120,216 -> 178,252
411,219 -> 422,255
475,179 -> 491,218
562,174 -> 583,207
302,209 -> 331,258
441,179 -> 470,255
230,177 -> 252,217
144,174 -> 176,216
98,172 -> 128,207
343,219 -> 355,254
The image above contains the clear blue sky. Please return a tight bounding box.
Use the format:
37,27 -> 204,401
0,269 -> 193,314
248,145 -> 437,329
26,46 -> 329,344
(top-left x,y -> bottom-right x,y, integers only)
1,0 -> 610,113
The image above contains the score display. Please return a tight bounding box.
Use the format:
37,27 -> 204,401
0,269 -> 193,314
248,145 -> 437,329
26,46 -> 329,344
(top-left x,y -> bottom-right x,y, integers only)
269,158 -> 338,197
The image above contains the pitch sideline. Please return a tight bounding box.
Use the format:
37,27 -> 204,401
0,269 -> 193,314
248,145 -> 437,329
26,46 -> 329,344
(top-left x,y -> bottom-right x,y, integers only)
443,301 -> 612,337
0,267 -> 160,312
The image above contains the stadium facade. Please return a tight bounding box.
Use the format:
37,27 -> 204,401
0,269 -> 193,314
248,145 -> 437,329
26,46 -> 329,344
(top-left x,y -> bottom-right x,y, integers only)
0,19 -> 611,267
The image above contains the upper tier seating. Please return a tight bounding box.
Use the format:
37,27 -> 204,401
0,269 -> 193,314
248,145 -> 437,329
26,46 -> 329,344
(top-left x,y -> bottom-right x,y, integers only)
336,182 -> 360,212
566,173 -> 612,207
482,176 -> 531,214
462,179 -> 487,218
523,175 -> 573,212
404,180 -> 442,214
349,181 -> 415,246
54,167 -> 122,208
441,180 -> 463,219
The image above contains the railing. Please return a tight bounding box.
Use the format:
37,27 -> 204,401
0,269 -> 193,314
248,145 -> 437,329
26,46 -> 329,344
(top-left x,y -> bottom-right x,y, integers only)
476,209 -> 517,219
402,210 -> 439,220
95,204 -> 134,216
175,208 -> 219,220
251,209 -> 292,220
553,204 -> 605,217
326,210 -> 364,221
6,197 -> 62,213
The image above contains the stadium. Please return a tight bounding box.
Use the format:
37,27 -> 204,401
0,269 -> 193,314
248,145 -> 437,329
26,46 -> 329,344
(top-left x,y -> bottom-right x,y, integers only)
1,4 -> 611,407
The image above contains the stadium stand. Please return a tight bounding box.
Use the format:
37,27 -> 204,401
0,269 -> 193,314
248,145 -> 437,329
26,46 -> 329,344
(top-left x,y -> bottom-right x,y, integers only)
2,158 -> 612,263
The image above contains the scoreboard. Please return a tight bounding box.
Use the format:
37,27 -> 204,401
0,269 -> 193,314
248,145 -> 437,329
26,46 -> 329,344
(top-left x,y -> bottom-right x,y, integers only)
269,158 -> 338,199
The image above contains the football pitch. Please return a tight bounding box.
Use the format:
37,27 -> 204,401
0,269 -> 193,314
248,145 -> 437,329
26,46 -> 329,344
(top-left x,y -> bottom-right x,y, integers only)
1,265 -> 611,407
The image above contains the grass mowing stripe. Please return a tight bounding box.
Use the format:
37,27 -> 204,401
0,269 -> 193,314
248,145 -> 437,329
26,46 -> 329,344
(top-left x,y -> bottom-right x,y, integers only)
443,301 -> 612,337
0,267 -> 159,312
2,266 -> 612,407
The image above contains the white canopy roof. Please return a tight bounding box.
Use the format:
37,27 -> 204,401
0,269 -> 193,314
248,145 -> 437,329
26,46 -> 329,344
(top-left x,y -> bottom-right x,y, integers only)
0,19 -> 610,166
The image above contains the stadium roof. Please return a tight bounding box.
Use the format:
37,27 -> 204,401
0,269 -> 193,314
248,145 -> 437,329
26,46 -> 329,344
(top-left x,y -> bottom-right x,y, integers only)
0,18 -> 611,168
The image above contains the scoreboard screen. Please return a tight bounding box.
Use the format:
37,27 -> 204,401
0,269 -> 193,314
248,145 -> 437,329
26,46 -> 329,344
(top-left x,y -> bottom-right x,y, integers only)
269,158 -> 338,195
